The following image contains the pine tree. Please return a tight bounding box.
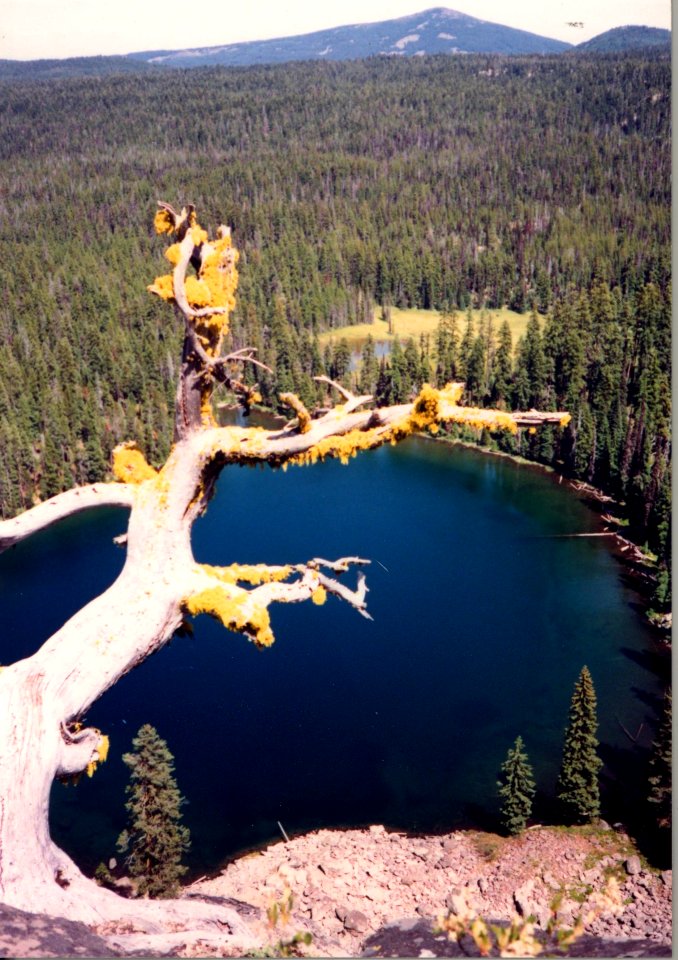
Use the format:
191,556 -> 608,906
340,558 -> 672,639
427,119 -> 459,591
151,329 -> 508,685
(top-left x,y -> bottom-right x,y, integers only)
497,736 -> 536,835
556,667 -> 603,823
648,689 -> 671,830
117,724 -> 191,898
434,309 -> 459,386
359,335 -> 379,395
491,320 -> 513,406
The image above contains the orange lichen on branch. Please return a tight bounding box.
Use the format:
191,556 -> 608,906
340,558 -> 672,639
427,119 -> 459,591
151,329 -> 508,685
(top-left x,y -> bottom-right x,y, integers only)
112,443 -> 159,484
288,424 -> 392,467
311,585 -> 327,605
280,393 -> 313,433
148,212 -> 239,335
184,586 -> 275,648
199,228 -> 239,317
147,273 -> 174,301
153,208 -> 175,235
408,383 -> 441,430
86,731 -> 110,778
200,562 -> 293,586
184,276 -> 212,308
442,406 -> 520,434
287,385 -> 453,468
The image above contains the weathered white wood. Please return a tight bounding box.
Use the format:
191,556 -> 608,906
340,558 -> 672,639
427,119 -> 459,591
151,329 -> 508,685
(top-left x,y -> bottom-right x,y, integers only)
0,203 -> 570,941
0,484 -> 135,552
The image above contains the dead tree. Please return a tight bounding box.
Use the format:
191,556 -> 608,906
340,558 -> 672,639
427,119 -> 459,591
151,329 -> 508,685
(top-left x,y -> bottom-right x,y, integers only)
0,204 -> 569,952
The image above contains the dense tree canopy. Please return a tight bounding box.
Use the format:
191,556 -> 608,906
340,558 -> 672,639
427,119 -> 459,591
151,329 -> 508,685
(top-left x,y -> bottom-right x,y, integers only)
0,54 -> 669,547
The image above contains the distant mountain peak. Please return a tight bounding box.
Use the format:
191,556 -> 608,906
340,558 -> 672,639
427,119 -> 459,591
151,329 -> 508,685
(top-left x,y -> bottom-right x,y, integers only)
1,8 -> 668,81
576,25 -> 670,52
126,7 -> 572,69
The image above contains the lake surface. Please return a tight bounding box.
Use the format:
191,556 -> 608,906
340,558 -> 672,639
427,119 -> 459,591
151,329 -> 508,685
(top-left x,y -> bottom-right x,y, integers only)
0,437 -> 666,875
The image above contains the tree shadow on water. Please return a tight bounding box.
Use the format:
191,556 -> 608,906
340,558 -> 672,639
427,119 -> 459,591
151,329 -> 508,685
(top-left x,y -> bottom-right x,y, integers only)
597,740 -> 670,869
619,646 -> 671,681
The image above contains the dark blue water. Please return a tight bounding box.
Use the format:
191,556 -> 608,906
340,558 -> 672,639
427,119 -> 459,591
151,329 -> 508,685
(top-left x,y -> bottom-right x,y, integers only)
0,439 -> 665,875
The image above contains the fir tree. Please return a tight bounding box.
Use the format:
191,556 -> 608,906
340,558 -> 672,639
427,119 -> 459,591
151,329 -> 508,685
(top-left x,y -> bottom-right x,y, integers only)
117,724 -> 191,898
556,666 -> 603,823
497,736 -> 536,835
491,320 -> 513,406
359,335 -> 379,395
434,309 -> 459,386
648,689 -> 672,830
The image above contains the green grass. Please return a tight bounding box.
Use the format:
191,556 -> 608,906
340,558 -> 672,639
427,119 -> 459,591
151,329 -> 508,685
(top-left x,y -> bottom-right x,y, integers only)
318,306 -> 539,350
468,830 -> 507,862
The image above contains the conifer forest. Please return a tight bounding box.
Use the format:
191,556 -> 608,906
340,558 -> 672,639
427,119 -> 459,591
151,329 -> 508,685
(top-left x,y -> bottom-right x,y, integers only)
0,52 -> 670,605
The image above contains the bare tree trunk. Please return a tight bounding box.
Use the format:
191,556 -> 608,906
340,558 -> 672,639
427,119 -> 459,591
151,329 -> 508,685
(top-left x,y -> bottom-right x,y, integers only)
0,203 -> 570,945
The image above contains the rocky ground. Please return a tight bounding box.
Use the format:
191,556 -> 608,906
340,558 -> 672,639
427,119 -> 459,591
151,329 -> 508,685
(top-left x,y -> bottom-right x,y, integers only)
190,823 -> 672,957
0,824 -> 670,957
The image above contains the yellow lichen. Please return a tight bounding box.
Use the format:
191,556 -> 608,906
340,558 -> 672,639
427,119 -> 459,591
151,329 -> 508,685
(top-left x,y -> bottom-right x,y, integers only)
199,238 -> 239,317
147,273 -> 175,301
288,425 -> 390,467
199,562 -> 293,586
441,403 -> 520,434
439,382 -> 465,405
96,733 -> 110,764
86,731 -> 110,778
408,383 -> 440,430
154,208 -> 175,235
284,383 -> 532,470
164,243 -> 182,266
185,276 -> 212,308
280,393 -> 312,433
191,225 -> 208,246
185,586 -> 274,648
112,442 -> 158,484
311,585 -> 327,605
200,391 -> 218,428
149,208 -> 241,423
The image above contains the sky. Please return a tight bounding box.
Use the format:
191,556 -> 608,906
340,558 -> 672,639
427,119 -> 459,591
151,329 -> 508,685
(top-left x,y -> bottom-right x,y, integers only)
1,0 -> 671,61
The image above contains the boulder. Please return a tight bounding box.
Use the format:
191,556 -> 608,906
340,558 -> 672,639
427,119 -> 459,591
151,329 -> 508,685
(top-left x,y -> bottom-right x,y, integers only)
343,909 -> 370,934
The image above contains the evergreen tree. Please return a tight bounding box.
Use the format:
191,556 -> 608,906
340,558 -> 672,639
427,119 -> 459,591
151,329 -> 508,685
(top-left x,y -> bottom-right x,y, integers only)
465,334 -> 487,404
513,310 -> 547,409
648,689 -> 672,830
359,335 -> 379,395
332,338 -> 352,383
117,724 -> 191,898
556,667 -> 603,823
458,310 -> 475,381
497,736 -> 536,835
490,320 -> 513,406
434,309 -> 459,386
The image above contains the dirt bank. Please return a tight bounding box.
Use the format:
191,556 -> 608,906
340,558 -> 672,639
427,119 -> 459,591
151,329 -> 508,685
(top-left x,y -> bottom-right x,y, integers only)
189,824 -> 672,956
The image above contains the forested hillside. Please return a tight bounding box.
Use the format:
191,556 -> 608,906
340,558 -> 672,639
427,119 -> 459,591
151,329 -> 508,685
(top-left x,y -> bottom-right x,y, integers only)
0,53 -> 670,598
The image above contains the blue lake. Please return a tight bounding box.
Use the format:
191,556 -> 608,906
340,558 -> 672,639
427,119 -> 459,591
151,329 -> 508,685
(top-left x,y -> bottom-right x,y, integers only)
0,437 -> 666,875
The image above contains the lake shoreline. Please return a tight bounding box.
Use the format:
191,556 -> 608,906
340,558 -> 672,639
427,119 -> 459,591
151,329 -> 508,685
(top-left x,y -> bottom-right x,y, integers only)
421,430 -> 670,638
220,402 -> 668,638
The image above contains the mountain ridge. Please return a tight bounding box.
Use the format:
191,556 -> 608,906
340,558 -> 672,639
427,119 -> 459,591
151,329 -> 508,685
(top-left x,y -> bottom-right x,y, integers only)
575,25 -> 671,53
0,9 -> 670,81
126,7 -> 572,67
